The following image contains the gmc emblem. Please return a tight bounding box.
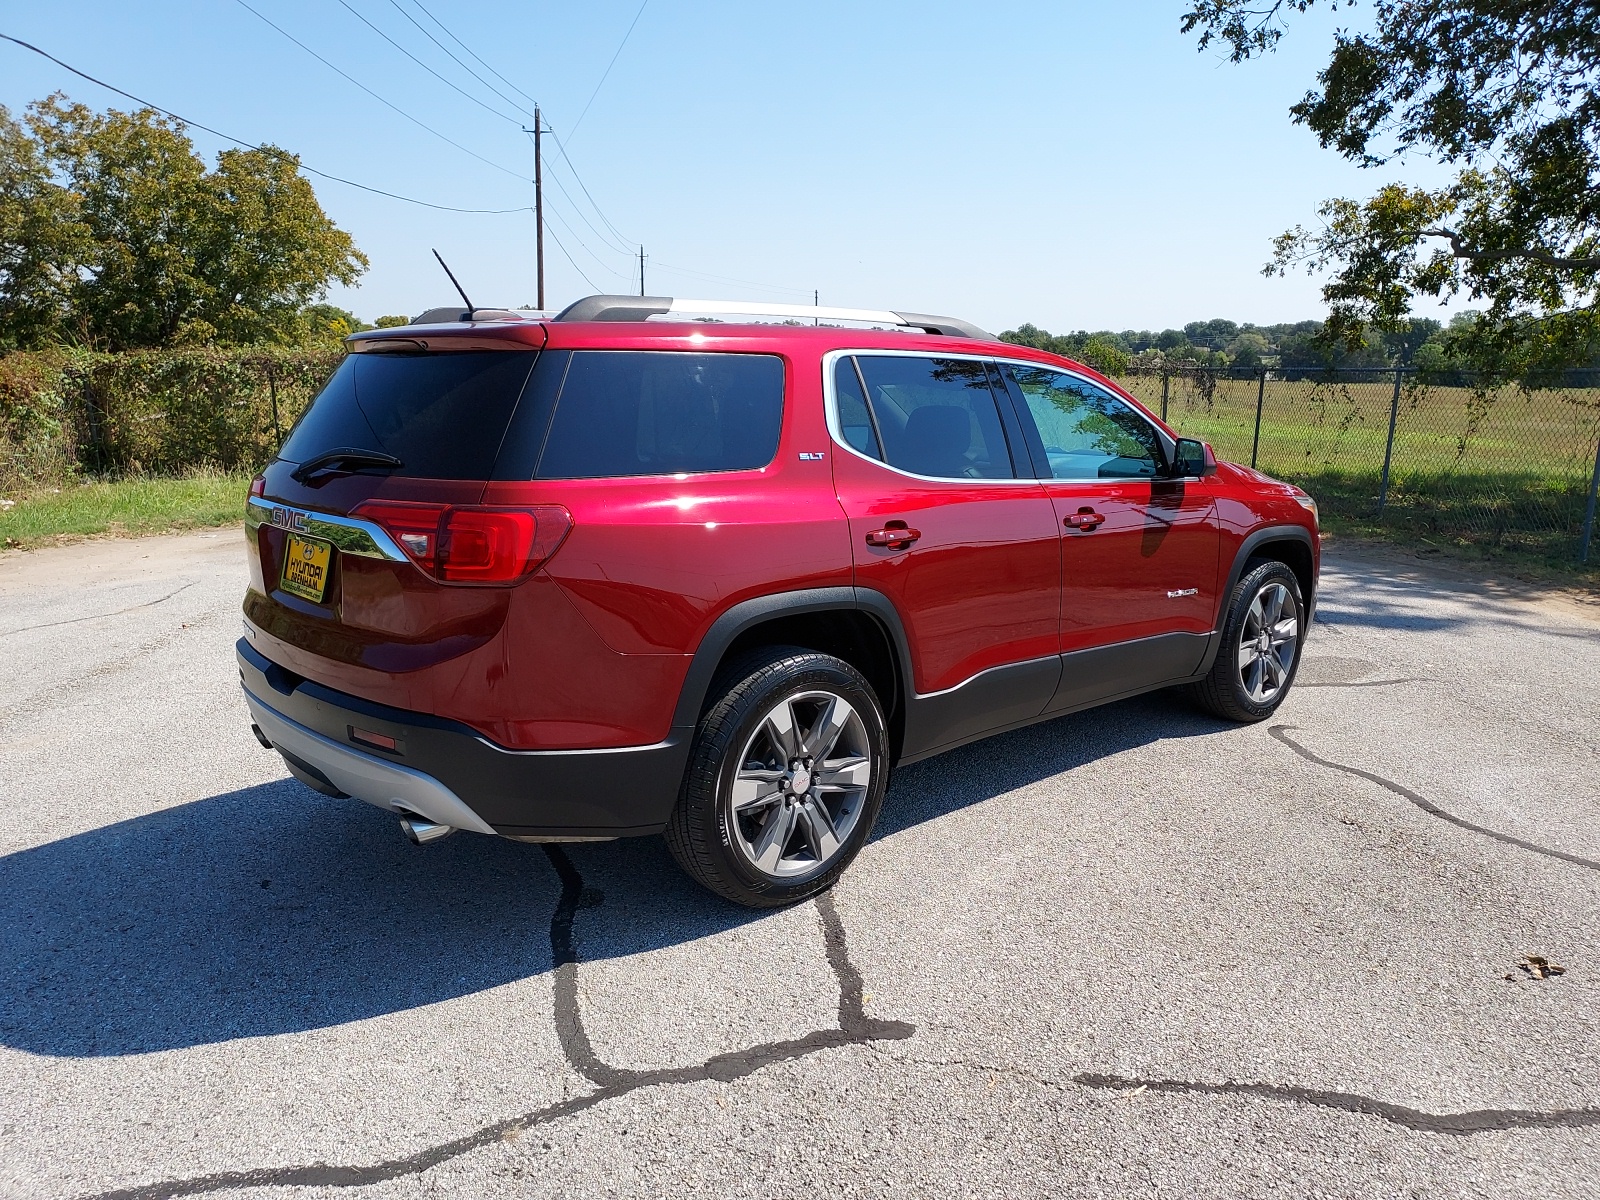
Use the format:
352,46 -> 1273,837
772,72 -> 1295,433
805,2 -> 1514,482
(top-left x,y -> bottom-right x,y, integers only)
270,506 -> 308,533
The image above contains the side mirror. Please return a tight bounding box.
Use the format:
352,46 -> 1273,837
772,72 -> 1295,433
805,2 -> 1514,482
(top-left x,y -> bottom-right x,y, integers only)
1171,437 -> 1218,478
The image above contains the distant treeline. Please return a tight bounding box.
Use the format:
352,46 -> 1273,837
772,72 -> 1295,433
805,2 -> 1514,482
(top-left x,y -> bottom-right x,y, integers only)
995,313 -> 1565,378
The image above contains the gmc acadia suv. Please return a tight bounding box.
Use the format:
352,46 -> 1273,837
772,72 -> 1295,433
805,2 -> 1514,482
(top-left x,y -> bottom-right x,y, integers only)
241,295 -> 1319,907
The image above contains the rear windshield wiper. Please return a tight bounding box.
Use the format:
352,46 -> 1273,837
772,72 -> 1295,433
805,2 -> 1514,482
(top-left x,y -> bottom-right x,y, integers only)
290,447 -> 404,483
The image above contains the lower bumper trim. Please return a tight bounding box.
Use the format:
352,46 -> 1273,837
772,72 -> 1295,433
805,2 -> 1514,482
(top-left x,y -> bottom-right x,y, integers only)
245,687 -> 497,835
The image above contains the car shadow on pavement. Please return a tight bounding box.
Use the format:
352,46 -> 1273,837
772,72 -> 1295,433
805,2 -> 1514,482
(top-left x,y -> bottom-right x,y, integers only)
0,694 -> 1230,1059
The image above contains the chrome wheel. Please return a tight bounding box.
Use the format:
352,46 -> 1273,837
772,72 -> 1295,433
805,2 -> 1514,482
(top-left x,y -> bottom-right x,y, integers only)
1237,581 -> 1300,704
727,690 -> 873,879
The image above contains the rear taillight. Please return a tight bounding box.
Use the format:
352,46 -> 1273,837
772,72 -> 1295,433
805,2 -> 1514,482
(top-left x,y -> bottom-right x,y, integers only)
353,502 -> 572,585
249,474 -> 266,498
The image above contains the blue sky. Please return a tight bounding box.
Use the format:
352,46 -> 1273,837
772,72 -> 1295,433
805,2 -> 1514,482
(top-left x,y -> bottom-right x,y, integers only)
0,1 -> 1461,333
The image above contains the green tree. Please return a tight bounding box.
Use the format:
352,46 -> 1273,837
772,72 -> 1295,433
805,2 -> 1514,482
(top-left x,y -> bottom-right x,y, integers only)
1183,1 -> 1600,381
373,314 -> 410,328
0,95 -> 366,350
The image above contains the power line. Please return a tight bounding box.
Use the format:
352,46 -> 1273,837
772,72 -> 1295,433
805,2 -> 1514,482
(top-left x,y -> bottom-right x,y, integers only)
525,130 -> 634,260
544,125 -> 636,252
371,0 -> 642,263
0,31 -> 531,214
334,0 -> 521,125
568,0 -> 650,141
543,220 -> 602,293
385,0 -> 540,124
231,0 -> 529,182
542,197 -> 631,283
404,0 -> 544,114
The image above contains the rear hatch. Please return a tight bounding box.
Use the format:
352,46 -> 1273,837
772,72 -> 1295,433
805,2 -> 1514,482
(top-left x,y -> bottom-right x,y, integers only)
245,326 -> 563,692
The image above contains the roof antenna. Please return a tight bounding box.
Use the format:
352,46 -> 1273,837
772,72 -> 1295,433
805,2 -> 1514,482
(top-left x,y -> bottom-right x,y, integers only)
431,248 -> 475,320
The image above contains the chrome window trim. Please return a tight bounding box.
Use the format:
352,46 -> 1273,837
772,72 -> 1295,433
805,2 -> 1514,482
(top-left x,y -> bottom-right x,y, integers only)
820,348 -> 1039,486
246,496 -> 409,563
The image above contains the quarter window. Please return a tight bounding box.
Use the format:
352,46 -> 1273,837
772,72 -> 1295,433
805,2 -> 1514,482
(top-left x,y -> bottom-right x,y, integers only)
851,356 -> 1016,479
536,351 -> 784,479
1004,365 -> 1163,480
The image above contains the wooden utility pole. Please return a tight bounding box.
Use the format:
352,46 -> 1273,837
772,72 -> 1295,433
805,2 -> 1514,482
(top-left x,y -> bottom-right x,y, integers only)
638,245 -> 646,296
534,108 -> 545,310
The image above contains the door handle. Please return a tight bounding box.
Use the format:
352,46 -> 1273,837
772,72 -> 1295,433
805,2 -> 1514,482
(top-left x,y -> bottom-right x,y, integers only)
1065,508 -> 1104,531
865,525 -> 920,549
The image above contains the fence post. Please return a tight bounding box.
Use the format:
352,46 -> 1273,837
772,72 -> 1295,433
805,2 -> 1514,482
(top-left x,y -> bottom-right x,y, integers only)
1581,431 -> 1600,566
1378,366 -> 1402,515
1250,367 -> 1265,468
1160,372 -> 1169,423
267,367 -> 283,449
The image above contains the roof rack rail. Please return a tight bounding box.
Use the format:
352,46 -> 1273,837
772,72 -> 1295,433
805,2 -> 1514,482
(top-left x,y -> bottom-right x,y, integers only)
551,295 -> 996,341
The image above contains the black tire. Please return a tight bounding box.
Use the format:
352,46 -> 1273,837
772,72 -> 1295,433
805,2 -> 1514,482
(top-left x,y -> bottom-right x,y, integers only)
664,646 -> 890,907
1186,559 -> 1306,722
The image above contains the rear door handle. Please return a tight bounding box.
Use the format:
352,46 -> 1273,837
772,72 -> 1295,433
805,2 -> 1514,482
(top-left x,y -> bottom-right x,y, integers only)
1065,508 -> 1104,531
865,525 -> 920,549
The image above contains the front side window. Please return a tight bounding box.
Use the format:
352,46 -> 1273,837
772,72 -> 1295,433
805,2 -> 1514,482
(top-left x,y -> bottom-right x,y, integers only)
536,351 -> 784,479
1004,364 -> 1163,480
852,355 -> 1015,479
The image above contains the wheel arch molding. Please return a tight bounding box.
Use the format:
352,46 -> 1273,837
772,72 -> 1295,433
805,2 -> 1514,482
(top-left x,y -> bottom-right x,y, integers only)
670,587 -> 914,750
1197,525 -> 1318,675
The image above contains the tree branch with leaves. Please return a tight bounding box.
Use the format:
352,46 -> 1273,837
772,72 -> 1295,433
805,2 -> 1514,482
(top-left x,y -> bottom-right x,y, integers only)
1185,0 -> 1600,382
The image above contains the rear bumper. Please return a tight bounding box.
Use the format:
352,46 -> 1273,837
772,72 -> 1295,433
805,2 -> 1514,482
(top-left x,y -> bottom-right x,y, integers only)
238,639 -> 689,838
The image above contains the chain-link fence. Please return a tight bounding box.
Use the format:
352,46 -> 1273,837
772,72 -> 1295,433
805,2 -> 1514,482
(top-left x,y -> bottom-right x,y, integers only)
1120,366 -> 1600,566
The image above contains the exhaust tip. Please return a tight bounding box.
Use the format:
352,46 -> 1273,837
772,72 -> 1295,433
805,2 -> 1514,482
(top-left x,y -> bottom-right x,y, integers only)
399,815 -> 455,845
250,723 -> 273,750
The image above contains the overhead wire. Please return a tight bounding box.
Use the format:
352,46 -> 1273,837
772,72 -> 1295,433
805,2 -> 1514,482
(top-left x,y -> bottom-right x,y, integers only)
231,0 -> 530,182
0,32 -> 531,214
543,220 -> 603,293
334,0 -> 522,125
385,0 -> 539,124
403,0 -> 544,114
568,0 -> 650,142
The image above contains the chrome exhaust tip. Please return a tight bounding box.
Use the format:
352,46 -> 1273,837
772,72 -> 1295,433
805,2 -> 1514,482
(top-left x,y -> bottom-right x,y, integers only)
399,815 -> 455,845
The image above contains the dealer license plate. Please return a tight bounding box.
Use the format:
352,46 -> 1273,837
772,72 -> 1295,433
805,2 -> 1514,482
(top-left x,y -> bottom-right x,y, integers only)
280,533 -> 333,602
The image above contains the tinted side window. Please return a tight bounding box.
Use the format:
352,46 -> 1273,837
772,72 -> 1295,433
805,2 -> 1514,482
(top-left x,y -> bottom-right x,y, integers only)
1004,365 -> 1163,480
833,357 -> 882,460
536,352 -> 784,479
280,350 -> 539,480
854,356 -> 1015,479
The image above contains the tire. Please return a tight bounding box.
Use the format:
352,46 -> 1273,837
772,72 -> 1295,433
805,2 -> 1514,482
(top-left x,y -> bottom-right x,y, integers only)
664,646 -> 890,907
1186,559 -> 1306,722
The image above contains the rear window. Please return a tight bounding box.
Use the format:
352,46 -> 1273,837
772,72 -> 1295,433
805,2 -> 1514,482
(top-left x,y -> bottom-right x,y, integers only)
535,351 -> 784,479
280,350 -> 539,480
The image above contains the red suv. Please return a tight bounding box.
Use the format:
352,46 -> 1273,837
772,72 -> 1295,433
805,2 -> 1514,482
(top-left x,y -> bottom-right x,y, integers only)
241,295 -> 1319,906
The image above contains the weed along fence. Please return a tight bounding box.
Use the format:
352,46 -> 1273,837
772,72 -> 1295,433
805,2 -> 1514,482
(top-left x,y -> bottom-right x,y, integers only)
0,347 -> 342,494
1121,367 -> 1600,566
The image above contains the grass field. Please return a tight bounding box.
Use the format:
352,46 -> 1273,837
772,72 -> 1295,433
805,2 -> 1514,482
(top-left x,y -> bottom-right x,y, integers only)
0,470 -> 251,549
1121,374 -> 1600,573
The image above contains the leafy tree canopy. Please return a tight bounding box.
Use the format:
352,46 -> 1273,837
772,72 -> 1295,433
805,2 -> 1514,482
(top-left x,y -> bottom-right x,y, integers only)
0,94 -> 367,351
1181,0 -> 1600,382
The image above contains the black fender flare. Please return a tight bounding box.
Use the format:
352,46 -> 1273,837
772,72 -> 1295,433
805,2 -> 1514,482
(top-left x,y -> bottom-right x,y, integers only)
669,586 -> 914,732
1196,525 -> 1318,675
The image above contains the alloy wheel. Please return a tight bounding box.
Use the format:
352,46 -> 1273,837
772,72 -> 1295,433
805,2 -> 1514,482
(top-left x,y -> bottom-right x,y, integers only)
1237,581 -> 1300,704
727,690 -> 873,879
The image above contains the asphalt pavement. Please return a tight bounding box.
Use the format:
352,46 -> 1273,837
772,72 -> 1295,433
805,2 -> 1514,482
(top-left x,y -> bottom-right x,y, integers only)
2,529 -> 1597,1199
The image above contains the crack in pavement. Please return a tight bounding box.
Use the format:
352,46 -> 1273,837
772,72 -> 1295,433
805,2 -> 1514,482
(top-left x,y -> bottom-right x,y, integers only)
83,847 -> 913,1200
0,581 -> 196,637
1074,1073 -> 1600,1135
1270,725 -> 1600,872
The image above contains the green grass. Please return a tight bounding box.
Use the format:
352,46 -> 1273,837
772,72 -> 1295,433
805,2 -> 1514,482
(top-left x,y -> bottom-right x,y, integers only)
1119,374 -> 1600,580
0,470 -> 252,549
